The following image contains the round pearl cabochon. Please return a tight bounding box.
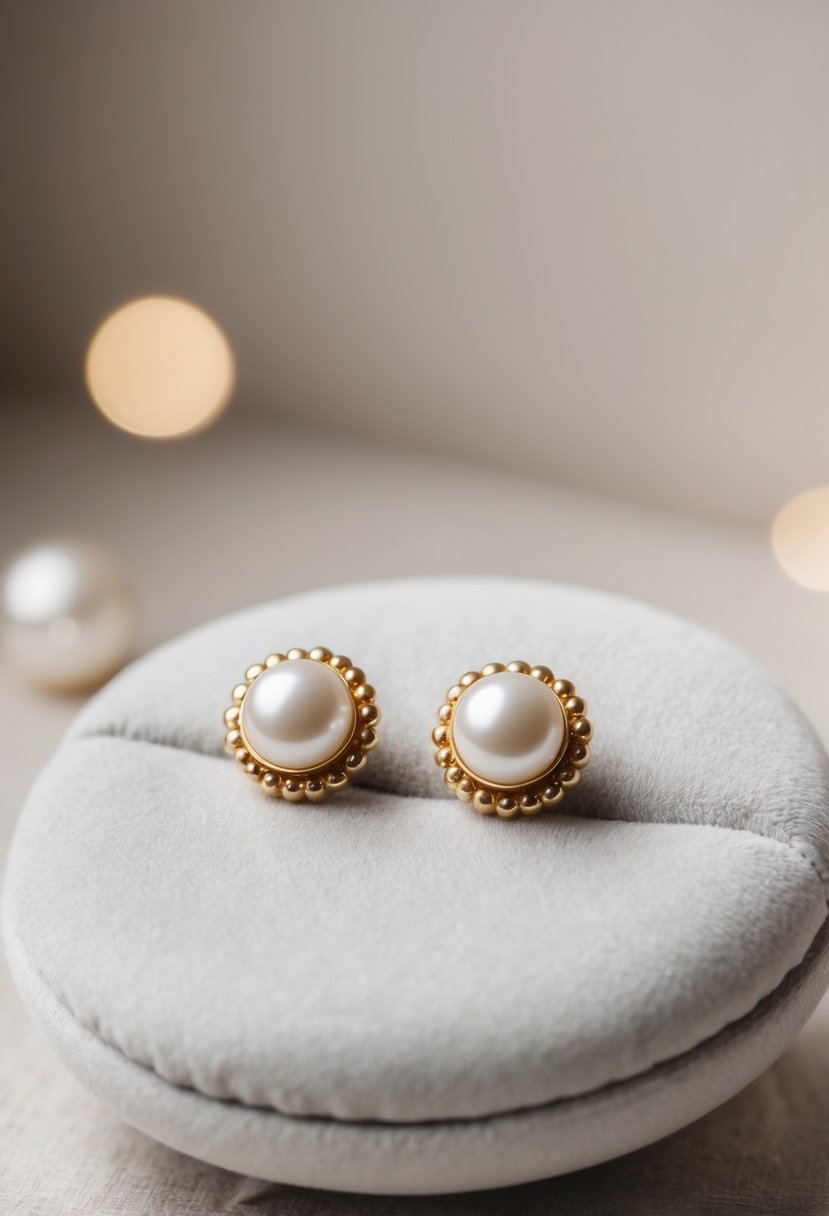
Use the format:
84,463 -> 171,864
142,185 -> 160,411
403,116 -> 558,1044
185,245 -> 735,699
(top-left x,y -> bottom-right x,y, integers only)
241,660 -> 355,771
451,671 -> 567,788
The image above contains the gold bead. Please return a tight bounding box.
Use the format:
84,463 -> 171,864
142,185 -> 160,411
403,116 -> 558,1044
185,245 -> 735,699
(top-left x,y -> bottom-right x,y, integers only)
345,752 -> 366,772
447,684 -> 463,702
506,660 -> 530,673
570,741 -> 590,768
460,671 -> 480,687
360,727 -> 378,750
553,679 -> 574,697
309,647 -> 331,662
224,729 -> 242,754
456,778 -> 475,803
496,795 -> 519,818
232,683 -> 248,706
438,703 -> 453,724
481,662 -> 505,676
432,724 -> 448,746
572,717 -> 592,740
541,783 -> 563,806
444,766 -> 463,788
261,772 -> 281,797
435,746 -> 454,768
282,778 -> 304,802
344,667 -> 365,687
473,790 -> 496,814
264,653 -> 285,667
224,705 -> 240,729
305,778 -> 328,803
531,665 -> 553,682
360,704 -> 380,725
559,766 -> 580,789
565,696 -> 585,716
245,663 -> 264,682
329,655 -> 350,670
243,761 -> 260,781
520,793 -> 542,814
325,768 -> 349,790
234,747 -> 251,767
355,683 -> 375,702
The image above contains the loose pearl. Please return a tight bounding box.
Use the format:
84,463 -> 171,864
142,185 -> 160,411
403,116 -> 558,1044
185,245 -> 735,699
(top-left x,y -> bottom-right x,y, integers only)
451,671 -> 566,787
1,537 -> 136,692
241,659 -> 355,771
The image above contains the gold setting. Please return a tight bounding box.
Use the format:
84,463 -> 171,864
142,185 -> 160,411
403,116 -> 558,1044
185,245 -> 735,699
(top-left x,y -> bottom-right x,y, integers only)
433,661 -> 591,818
224,647 -> 380,802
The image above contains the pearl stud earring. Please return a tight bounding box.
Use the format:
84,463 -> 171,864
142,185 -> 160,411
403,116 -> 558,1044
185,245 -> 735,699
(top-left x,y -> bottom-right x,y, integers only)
433,661 -> 591,818
225,648 -> 379,801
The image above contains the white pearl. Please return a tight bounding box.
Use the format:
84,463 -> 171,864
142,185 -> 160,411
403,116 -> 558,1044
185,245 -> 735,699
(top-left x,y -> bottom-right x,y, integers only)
241,659 -> 355,771
451,671 -> 566,787
1,538 -> 136,692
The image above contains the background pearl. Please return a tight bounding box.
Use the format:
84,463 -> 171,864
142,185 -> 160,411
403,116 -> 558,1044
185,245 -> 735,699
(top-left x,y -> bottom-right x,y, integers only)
1,537 -> 137,693
451,670 -> 566,788
241,659 -> 355,771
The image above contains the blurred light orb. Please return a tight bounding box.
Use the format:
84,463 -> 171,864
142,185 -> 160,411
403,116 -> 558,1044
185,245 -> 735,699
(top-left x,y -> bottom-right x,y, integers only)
85,296 -> 234,438
771,486 -> 829,591
2,538 -> 137,692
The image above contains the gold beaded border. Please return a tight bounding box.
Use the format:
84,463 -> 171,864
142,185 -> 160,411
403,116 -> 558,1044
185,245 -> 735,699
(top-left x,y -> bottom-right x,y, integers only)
433,661 -> 591,818
224,647 -> 380,802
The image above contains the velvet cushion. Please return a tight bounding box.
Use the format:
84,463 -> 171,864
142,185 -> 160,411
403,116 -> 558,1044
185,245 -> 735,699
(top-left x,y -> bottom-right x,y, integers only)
5,577 -> 829,1193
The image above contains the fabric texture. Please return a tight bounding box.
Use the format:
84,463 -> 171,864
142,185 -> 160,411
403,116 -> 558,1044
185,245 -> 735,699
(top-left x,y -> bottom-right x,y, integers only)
4,577 -> 829,1194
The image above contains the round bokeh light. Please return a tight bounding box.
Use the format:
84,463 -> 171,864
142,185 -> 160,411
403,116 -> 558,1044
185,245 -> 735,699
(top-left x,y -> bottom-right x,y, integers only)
85,296 -> 234,438
771,486 -> 829,591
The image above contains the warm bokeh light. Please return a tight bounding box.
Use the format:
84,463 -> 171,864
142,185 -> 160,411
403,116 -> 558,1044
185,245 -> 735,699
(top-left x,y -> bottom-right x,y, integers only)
771,486 -> 829,591
85,296 -> 234,438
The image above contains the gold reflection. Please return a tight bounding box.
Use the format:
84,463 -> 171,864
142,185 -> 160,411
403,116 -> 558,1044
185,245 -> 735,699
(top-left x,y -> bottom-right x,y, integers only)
85,296 -> 234,438
771,486 -> 829,591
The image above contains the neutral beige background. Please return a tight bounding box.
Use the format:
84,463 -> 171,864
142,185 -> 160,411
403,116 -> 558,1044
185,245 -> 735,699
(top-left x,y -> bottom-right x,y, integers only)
2,401 -> 829,1212
4,1 -> 829,525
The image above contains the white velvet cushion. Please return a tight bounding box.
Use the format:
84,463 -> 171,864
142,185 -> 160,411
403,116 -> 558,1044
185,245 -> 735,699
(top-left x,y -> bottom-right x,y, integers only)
4,577 -> 829,1193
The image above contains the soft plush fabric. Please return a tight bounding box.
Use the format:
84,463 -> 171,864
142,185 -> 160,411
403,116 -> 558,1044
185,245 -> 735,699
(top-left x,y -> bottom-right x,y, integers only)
4,577 -> 829,1193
